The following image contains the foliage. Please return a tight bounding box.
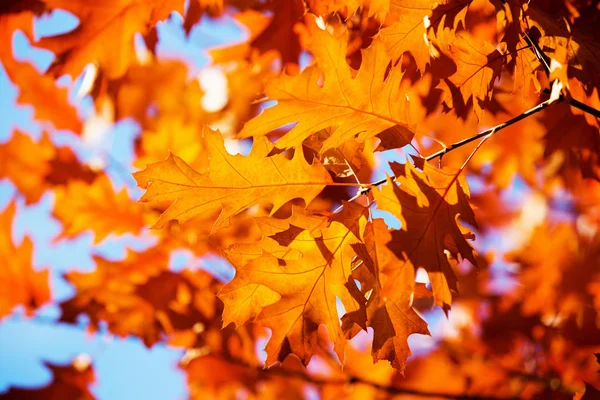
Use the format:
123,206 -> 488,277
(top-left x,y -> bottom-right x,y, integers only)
1,0 -> 600,398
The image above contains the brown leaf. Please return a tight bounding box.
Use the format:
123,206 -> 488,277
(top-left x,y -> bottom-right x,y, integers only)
345,218 -> 430,373
372,158 -> 477,310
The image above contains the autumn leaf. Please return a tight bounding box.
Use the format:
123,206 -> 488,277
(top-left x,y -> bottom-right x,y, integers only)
344,218 -> 430,373
526,5 -> 600,90
52,174 -> 145,243
219,209 -> 367,366
307,0 -> 390,21
0,359 -> 95,400
243,0 -> 305,65
60,247 -> 225,347
0,201 -> 50,318
372,158 -> 477,310
134,125 -> 334,231
0,0 -> 77,129
379,0 -> 475,72
0,131 -> 97,204
239,18 -> 414,153
505,223 -> 600,321
379,0 -> 439,72
33,0 -> 186,79
3,60 -> 82,132
0,131 -> 54,204
432,25 -> 504,119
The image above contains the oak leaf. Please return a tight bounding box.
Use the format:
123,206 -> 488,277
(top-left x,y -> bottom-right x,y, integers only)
432,25 -> 504,119
2,58 -> 82,132
34,0 -> 194,79
0,0 -> 77,130
0,359 -> 95,400
307,0 -> 390,21
372,158 -> 477,310
0,131 -> 97,204
60,247 -> 224,347
239,19 -> 414,153
0,131 -> 54,204
134,126 -> 333,231
379,0 -> 474,72
344,218 -> 430,373
219,209 -> 367,366
52,175 -> 145,243
379,0 -> 439,72
0,201 -> 50,318
526,5 -> 600,91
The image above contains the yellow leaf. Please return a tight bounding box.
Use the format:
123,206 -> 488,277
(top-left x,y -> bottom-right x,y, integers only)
134,126 -> 334,231
219,210 -> 366,366
239,18 -> 414,153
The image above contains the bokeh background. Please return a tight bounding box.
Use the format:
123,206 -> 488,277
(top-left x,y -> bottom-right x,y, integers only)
0,5 -> 552,399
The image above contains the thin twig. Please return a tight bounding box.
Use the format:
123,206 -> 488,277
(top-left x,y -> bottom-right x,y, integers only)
524,30 -> 600,119
523,32 -> 551,75
361,97 -> 558,192
206,353 -> 519,400
541,88 -> 600,119
14,315 -> 517,399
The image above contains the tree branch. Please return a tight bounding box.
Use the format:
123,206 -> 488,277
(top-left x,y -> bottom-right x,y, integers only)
358,96 -> 559,195
524,31 -> 600,119
13,314 -> 552,399
206,353 -> 520,400
541,88 -> 600,119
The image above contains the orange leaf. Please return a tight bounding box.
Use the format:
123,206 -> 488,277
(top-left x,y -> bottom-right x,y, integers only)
239,19 -> 414,152
52,174 -> 144,243
0,131 -> 97,204
134,126 -> 333,231
0,201 -> 50,318
219,209 -> 367,366
432,27 -> 504,119
34,0 -> 187,78
372,158 -> 477,310
60,247 -> 222,346
344,218 -> 430,373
